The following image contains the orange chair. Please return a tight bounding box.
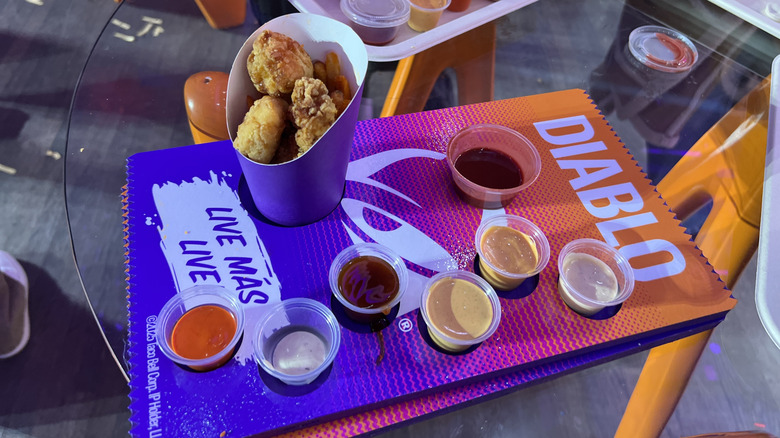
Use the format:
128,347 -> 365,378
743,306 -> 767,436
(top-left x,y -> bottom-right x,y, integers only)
616,77 -> 769,437
193,0 -> 246,29
184,71 -> 230,144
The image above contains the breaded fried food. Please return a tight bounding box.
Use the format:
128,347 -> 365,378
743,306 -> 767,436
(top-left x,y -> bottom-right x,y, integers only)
290,77 -> 337,154
234,96 -> 289,164
247,30 -> 313,96
329,90 -> 348,117
270,127 -> 299,164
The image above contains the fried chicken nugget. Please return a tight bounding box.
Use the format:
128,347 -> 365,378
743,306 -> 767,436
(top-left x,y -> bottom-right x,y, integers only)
234,96 -> 289,164
247,30 -> 313,96
290,77 -> 337,154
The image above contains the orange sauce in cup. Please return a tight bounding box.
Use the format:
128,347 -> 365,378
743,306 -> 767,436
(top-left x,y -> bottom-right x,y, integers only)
171,304 -> 237,360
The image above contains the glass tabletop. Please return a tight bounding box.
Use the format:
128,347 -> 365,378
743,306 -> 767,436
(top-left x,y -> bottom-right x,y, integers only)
64,0 -> 776,435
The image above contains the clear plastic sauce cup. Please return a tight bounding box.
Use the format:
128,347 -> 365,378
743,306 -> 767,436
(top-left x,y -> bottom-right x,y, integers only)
340,0 -> 410,45
557,239 -> 635,316
155,285 -> 245,372
476,214 -> 551,291
447,124 -> 541,209
253,298 -> 341,385
329,242 -> 408,324
420,271 -> 501,352
408,0 -> 451,32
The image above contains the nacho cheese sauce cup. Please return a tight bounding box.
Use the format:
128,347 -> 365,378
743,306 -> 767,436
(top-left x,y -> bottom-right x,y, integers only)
253,298 -> 341,385
420,271 -> 501,352
557,239 -> 635,316
475,214 -> 551,291
155,285 -> 245,372
408,0 -> 451,32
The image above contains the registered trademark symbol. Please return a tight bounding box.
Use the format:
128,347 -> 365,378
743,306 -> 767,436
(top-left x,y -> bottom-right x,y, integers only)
397,318 -> 413,332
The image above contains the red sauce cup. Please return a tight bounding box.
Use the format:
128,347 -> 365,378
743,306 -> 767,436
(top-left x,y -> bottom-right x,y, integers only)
155,285 -> 245,372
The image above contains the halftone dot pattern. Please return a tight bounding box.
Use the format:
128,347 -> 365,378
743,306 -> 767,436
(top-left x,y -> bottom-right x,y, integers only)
275,91 -> 733,437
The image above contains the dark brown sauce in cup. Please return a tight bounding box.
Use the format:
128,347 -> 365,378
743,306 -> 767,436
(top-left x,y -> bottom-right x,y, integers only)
337,255 -> 400,309
454,148 -> 523,190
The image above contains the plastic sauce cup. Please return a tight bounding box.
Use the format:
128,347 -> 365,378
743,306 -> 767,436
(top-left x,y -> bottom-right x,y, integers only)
447,124 -> 541,209
420,271 -> 501,352
408,0 -> 451,32
155,285 -> 245,372
340,0 -> 410,45
329,243 -> 409,324
557,239 -> 635,316
253,298 -> 341,385
476,214 -> 551,291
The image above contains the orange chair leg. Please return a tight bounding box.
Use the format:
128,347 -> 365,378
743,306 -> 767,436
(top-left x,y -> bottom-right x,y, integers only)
616,329 -> 712,438
695,195 -> 760,285
454,23 -> 495,107
193,0 -> 246,29
618,77 -> 770,437
380,21 -> 497,118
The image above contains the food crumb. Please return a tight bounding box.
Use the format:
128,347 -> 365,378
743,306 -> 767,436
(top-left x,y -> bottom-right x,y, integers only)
0,163 -> 17,175
142,16 -> 163,25
113,32 -> 135,43
111,19 -> 130,30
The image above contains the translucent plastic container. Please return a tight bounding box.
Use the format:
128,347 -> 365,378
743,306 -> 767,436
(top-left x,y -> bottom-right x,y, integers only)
329,242 -> 409,324
446,124 -> 541,209
253,298 -> 341,385
155,285 -> 245,372
557,239 -> 635,316
340,0 -> 410,45
420,270 -> 501,352
408,0 -> 451,32
627,25 -> 698,73
475,214 -> 550,291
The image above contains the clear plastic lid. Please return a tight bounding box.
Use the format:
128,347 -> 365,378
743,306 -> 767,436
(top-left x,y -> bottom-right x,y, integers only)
628,25 -> 698,73
765,2 -> 780,22
340,0 -> 411,28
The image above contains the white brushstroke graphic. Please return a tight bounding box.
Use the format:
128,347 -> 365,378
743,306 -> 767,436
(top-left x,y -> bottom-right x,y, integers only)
153,171 -> 281,364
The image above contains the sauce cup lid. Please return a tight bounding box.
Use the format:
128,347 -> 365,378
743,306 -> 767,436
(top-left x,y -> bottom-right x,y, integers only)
340,0 -> 410,28
627,25 -> 698,73
420,270 -> 502,348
